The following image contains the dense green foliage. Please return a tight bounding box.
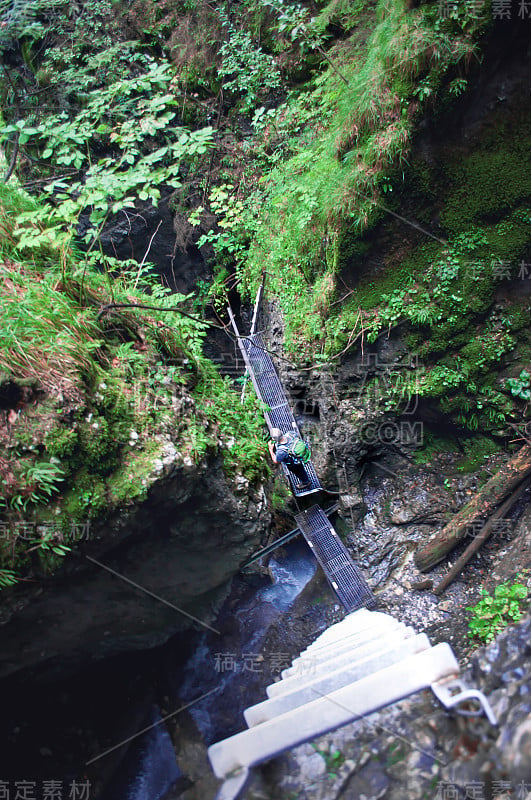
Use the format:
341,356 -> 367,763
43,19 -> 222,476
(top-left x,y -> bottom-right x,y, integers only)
0,181 -> 267,587
0,0 -> 529,596
467,579 -> 529,643
210,0 -> 528,443
239,0 -> 486,319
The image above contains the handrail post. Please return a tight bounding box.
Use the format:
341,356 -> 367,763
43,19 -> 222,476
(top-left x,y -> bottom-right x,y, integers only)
240,278 -> 265,403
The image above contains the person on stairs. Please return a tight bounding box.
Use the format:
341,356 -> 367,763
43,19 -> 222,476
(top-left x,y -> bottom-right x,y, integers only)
268,428 -> 312,489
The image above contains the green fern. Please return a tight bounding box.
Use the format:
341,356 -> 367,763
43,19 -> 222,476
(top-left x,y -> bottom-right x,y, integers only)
0,0 -> 46,49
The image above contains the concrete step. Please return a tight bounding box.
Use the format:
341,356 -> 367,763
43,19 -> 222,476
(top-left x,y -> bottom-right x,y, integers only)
302,610 -> 398,652
293,619 -> 407,662
214,768 -> 250,800
282,622 -> 409,677
244,633 -> 431,727
266,627 -> 418,697
208,643 -> 459,779
299,618 -> 406,658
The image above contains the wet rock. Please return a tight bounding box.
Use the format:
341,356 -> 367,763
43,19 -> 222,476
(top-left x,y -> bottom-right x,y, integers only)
342,757 -> 390,800
503,712 -> 531,781
337,487 -> 367,527
86,195 -> 209,295
0,459 -> 270,684
388,488 -> 438,524
297,746 -> 327,782
485,504 -> 531,593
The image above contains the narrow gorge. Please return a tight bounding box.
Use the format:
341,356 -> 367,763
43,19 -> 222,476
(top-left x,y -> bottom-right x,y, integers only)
0,0 -> 529,798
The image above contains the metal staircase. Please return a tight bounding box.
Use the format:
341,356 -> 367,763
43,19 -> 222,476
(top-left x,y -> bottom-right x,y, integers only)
227,299 -> 375,610
208,609 -> 496,800
208,291 -> 496,799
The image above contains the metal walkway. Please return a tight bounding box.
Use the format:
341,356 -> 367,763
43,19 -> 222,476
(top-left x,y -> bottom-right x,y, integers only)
206,292 -> 496,800
295,505 -> 376,611
227,292 -> 375,613
227,306 -> 321,497
241,504 -> 339,568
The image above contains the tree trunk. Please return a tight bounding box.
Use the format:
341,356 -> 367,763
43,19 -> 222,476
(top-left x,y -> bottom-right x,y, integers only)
3,133 -> 19,184
432,475 -> 531,594
414,443 -> 531,573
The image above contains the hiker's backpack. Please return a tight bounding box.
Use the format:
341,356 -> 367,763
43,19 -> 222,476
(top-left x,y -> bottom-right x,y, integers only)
284,433 -> 311,464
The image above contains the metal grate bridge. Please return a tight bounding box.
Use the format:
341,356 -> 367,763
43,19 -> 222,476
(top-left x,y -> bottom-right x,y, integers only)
227,306 -> 321,497
295,505 -> 376,611
227,290 -> 375,612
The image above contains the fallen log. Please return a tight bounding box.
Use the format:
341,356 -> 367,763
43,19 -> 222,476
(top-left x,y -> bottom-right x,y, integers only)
415,443 -> 531,573
433,476 -> 531,595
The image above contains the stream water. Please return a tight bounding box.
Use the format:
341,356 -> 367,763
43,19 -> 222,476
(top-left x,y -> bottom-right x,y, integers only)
0,538 -> 325,800
99,705 -> 184,800
2,464 -> 520,799
101,539 -> 319,799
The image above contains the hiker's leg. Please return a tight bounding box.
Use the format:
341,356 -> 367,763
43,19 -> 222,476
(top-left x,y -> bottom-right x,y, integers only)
290,462 -> 309,482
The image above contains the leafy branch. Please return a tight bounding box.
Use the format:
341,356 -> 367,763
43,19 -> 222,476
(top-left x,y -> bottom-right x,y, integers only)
467,578 -> 529,643
2,59 -> 214,259
265,0 -> 349,85
217,9 -> 281,112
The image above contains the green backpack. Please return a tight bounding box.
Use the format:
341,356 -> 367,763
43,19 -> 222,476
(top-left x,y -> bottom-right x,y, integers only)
287,436 -> 312,464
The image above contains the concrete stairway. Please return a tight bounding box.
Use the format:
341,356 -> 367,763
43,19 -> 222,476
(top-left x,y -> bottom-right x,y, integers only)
208,609 -> 496,800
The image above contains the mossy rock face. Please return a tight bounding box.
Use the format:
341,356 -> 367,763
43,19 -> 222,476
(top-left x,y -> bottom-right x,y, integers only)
60,441 -> 164,520
440,124 -> 531,235
454,435 -> 503,473
45,426 -> 79,460
62,469 -> 108,520
412,430 -> 459,464
77,416 -> 116,471
460,332 -> 516,379
486,208 -> 531,266
330,70 -> 531,437
331,204 -> 386,276
328,226 -> 371,275
398,91 -> 531,246
63,376 -> 135,476
105,441 -> 164,506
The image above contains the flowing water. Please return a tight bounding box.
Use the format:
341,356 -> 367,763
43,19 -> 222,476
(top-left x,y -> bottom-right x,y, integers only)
108,539 -> 319,798
99,705 -> 183,800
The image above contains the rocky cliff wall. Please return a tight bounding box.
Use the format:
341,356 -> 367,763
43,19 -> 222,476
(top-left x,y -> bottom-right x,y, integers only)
0,454 -> 269,684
